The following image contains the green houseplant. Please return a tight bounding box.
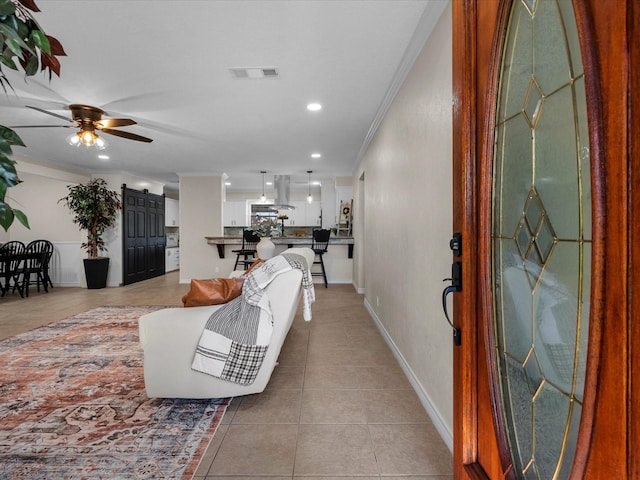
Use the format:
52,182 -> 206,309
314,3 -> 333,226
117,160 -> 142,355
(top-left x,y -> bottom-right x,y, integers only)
58,178 -> 121,289
0,0 -> 66,231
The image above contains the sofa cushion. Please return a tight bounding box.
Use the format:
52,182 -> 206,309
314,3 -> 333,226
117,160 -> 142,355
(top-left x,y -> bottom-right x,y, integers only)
181,277 -> 245,307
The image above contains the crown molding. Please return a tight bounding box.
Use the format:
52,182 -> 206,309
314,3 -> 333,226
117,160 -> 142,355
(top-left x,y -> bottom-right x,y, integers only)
355,0 -> 449,166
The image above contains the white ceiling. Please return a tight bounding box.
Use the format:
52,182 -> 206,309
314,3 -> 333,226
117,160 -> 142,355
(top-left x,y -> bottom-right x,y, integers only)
0,0 -> 445,195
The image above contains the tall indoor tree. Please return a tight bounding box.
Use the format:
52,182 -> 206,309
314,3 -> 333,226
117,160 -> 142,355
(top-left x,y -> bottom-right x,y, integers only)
0,0 -> 66,230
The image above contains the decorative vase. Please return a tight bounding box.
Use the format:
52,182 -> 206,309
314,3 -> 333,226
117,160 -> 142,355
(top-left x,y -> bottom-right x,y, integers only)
256,237 -> 275,260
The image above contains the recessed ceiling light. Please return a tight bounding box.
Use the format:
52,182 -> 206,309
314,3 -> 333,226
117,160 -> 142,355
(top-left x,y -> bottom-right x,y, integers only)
266,181 -> 273,186
306,103 -> 322,111
311,153 -> 321,158
312,181 -> 321,186
225,182 -> 231,186
98,154 -> 109,160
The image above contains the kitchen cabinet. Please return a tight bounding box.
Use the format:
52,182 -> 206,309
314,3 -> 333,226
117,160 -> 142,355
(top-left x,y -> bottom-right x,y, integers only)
165,247 -> 180,272
165,198 -> 179,226
282,201 -> 322,226
281,201 -> 305,226
306,201 -> 322,226
224,201 -> 249,226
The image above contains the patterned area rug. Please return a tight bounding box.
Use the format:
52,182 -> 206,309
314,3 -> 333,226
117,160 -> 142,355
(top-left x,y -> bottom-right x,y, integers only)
0,306 -> 230,479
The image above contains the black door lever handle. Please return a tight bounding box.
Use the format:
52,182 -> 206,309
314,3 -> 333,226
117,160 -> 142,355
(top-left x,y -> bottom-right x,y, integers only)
442,263 -> 462,346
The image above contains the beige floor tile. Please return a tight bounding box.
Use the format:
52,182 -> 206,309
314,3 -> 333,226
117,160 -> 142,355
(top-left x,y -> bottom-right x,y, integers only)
360,389 -> 430,424
232,389 -> 302,424
209,477 -> 292,480
369,424 -> 453,476
277,343 -> 308,365
306,346 -> 360,366
264,365 -> 305,391
383,477 -> 454,480
209,424 -> 297,475
294,424 -> 379,476
293,477 -> 379,480
282,326 -> 310,347
354,365 -> 413,390
299,389 -> 366,424
303,365 -> 360,390
194,423 -> 229,476
220,399 -> 239,425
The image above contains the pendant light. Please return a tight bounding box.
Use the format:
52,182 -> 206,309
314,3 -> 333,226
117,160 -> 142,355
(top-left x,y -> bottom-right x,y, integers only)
260,171 -> 266,202
307,170 -> 313,204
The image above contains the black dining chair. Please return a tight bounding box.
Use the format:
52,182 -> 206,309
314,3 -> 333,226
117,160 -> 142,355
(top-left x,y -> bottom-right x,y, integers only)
311,228 -> 331,288
22,240 -> 54,296
0,241 -> 26,297
232,229 -> 261,270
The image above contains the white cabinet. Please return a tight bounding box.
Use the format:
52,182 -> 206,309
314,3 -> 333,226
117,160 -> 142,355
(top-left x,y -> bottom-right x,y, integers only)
165,247 -> 180,272
282,201 -> 321,226
306,201 -> 322,226
224,201 -> 249,226
165,198 -> 179,226
281,201 -> 306,226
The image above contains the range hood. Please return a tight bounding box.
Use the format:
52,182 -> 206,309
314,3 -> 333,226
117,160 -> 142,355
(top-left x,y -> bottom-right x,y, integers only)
272,175 -> 296,210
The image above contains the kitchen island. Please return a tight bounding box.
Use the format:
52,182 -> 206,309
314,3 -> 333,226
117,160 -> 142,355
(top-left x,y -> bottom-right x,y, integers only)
205,235 -> 354,259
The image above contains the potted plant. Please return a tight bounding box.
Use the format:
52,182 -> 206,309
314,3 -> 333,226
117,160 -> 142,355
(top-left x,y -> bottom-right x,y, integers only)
0,0 -> 66,231
58,178 -> 121,289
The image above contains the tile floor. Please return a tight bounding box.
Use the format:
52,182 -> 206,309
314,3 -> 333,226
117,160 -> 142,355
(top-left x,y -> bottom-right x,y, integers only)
0,272 -> 453,479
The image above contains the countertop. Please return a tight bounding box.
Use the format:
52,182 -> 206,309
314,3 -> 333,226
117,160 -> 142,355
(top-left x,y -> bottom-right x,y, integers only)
205,235 -> 354,258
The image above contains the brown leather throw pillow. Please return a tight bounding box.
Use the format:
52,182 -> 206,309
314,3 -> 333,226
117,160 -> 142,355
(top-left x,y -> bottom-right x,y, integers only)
181,277 -> 245,307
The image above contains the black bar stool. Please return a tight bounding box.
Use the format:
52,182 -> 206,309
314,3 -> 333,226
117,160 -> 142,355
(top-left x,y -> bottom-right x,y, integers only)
311,228 -> 331,287
232,229 -> 260,270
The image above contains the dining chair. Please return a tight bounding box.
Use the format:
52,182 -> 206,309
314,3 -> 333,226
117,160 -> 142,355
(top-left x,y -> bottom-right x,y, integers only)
0,241 -> 26,297
22,240 -> 54,296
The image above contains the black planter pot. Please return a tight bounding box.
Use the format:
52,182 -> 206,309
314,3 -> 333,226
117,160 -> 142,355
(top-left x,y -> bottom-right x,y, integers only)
83,257 -> 110,289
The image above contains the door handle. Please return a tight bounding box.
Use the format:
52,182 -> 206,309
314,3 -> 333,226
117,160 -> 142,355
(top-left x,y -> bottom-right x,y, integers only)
441,236 -> 462,346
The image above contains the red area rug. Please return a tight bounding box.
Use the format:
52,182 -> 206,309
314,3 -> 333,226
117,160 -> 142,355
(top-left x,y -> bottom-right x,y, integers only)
0,306 -> 230,479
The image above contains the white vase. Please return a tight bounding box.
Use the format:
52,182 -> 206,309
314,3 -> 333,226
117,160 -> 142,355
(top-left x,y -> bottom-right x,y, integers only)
256,237 -> 275,259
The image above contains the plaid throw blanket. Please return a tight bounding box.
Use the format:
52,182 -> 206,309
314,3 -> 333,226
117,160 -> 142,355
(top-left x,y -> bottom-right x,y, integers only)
191,253 -> 314,385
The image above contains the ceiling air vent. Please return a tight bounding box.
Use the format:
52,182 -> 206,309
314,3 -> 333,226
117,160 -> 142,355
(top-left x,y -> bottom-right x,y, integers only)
229,67 -> 280,79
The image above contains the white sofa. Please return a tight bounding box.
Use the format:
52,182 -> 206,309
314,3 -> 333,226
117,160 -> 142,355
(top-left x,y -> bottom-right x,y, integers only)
139,247 -> 314,398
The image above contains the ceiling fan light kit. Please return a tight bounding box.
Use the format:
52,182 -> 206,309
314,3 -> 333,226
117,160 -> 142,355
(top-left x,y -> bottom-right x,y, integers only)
21,103 -> 154,148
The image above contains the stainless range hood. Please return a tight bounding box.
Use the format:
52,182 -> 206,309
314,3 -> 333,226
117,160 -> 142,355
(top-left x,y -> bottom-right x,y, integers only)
272,175 -> 296,210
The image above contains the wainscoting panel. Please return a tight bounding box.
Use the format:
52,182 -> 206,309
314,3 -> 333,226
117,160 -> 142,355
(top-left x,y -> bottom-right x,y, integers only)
50,242 -> 83,287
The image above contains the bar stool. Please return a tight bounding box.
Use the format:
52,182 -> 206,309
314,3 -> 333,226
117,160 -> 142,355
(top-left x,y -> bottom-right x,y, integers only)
311,228 -> 331,287
232,229 -> 260,270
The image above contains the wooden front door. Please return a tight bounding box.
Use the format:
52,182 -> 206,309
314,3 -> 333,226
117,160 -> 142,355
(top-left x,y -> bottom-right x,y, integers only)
452,0 -> 637,478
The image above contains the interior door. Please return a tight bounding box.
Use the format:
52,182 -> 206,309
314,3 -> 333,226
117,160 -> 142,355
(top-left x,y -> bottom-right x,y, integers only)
122,187 -> 166,285
452,0 -> 636,478
123,188 -> 148,285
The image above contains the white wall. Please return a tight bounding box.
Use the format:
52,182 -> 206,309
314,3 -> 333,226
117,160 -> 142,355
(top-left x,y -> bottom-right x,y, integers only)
353,3 -> 453,449
179,175 -> 224,283
4,160 -> 88,244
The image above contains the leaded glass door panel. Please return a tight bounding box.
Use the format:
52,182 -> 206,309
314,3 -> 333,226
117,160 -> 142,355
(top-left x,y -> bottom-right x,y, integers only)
453,0 -> 635,478
492,1 -> 590,477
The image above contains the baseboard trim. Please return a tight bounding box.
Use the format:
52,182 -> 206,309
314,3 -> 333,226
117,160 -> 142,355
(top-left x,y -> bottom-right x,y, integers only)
364,297 -> 453,453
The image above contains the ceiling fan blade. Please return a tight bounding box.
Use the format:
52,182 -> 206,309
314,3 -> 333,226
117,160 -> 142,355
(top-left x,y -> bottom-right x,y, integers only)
98,118 -> 137,128
101,128 -> 153,143
9,125 -> 73,129
26,105 -> 73,122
